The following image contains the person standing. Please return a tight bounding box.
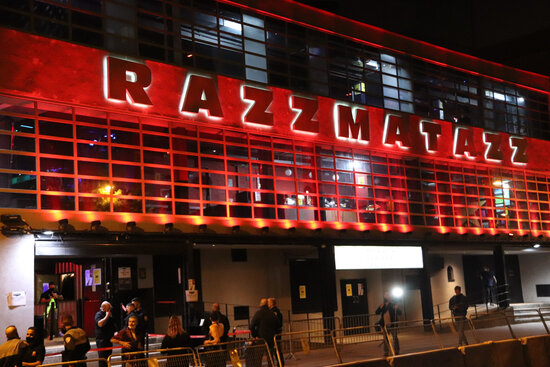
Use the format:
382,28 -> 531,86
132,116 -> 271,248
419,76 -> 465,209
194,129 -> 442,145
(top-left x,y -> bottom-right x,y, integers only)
480,266 -> 497,305
22,327 -> 45,367
211,303 -> 230,343
375,292 -> 401,356
123,302 -> 137,327
95,301 -> 117,367
60,314 -> 91,367
40,282 -> 62,340
161,316 -> 192,367
132,298 -> 149,336
0,326 -> 28,367
449,286 -> 469,346
268,298 -> 284,367
250,298 -> 278,350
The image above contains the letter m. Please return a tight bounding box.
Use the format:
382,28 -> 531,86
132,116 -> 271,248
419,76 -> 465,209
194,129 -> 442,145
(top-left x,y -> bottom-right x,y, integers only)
335,104 -> 369,142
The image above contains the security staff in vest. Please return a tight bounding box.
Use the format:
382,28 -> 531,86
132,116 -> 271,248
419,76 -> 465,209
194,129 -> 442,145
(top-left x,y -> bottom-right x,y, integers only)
40,282 -> 62,340
60,314 -> 90,367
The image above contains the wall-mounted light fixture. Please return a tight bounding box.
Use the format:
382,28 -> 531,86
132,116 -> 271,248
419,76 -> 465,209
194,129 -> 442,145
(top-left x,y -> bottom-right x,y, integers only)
163,223 -> 174,233
90,220 -> 102,231
58,219 -> 69,232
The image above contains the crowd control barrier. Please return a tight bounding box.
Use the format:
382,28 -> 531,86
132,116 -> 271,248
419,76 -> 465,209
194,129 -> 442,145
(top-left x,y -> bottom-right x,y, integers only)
432,316 -> 479,348
274,328 -> 337,366
289,316 -> 341,333
390,347 -> 464,367
459,342 -> 494,367
196,339 -> 274,367
492,339 -> 526,367
41,358 -> 109,367
326,357 -> 390,367
331,324 -> 386,363
521,335 -> 550,367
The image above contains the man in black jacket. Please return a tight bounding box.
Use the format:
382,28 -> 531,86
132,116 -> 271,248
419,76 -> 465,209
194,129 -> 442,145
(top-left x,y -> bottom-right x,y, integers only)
95,301 -> 117,367
375,292 -> 402,356
268,298 -> 284,367
250,298 -> 278,348
449,286 -> 469,346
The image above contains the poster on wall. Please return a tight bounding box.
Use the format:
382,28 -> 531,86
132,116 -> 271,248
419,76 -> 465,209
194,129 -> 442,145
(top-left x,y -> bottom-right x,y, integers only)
118,267 -> 132,290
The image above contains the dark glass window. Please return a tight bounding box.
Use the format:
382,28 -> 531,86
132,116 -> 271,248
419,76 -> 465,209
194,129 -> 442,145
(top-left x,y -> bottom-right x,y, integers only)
39,121 -> 73,138
40,157 -> 73,173
41,176 -> 74,192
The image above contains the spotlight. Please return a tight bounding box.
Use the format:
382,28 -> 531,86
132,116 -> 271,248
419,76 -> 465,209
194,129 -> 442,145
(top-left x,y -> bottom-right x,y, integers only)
198,224 -> 207,233
126,221 -> 137,232
42,230 -> 54,236
163,223 -> 174,233
391,287 -> 404,299
90,220 -> 101,231
261,226 -> 269,234
232,225 -> 240,233
534,243 -> 541,249
1,214 -> 30,236
58,219 -> 69,232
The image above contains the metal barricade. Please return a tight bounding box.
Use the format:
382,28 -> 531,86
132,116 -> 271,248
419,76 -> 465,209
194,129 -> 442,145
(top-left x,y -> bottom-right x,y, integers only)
274,328 -> 337,366
232,324 -> 252,341
108,347 -> 197,366
341,314 -> 377,329
468,310 -> 516,341
289,316 -> 341,333
380,319 -> 441,356
41,358 -> 108,367
433,316 -> 479,347
196,339 -> 274,367
504,308 -> 550,337
331,324 -> 385,363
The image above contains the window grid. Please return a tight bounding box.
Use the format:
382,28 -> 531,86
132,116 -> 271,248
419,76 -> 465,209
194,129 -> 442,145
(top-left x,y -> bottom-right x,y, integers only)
0,95 -> 549,233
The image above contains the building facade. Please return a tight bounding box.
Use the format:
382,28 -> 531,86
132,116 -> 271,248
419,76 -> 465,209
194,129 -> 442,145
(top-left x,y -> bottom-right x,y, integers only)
0,0 -> 549,335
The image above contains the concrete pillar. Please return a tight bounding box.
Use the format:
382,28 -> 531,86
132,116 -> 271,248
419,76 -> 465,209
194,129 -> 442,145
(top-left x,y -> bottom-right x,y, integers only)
318,245 -> 337,323
493,245 -> 509,308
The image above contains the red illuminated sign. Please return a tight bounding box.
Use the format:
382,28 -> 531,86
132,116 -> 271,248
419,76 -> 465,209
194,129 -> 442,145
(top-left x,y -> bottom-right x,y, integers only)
104,57 -> 528,165
0,30 -> 544,169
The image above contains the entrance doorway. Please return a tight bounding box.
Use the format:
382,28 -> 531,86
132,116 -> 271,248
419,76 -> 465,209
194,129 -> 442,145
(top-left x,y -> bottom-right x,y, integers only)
462,255 -> 524,304
340,278 -> 369,327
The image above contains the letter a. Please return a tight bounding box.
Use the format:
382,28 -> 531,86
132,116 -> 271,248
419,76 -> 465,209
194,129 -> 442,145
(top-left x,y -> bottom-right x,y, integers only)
180,74 -> 223,117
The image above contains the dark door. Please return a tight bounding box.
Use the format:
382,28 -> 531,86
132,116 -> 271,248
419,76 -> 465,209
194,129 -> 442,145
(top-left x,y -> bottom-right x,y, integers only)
340,279 -> 368,327
463,254 -> 524,304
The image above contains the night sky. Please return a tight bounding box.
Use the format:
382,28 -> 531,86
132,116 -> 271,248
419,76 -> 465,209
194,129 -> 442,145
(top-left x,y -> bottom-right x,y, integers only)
294,0 -> 550,76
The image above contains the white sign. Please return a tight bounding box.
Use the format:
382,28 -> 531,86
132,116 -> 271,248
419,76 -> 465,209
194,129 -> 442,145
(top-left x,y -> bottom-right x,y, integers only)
118,267 -> 131,279
335,246 -> 423,270
8,291 -> 26,307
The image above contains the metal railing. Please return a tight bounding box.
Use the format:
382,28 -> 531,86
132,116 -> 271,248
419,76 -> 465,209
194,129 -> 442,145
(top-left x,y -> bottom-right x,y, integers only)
196,339 -> 274,367
274,328 -> 337,366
